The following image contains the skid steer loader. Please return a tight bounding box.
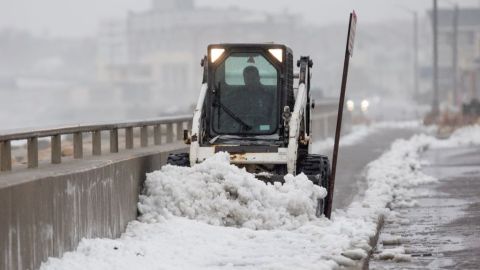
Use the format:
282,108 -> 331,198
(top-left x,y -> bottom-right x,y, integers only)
167,43 -> 332,216
168,12 -> 356,218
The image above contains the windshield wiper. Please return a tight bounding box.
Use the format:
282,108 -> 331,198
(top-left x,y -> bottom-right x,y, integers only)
209,135 -> 220,144
215,84 -> 252,131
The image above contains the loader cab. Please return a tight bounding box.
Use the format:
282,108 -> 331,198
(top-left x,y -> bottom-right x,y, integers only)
203,44 -> 294,145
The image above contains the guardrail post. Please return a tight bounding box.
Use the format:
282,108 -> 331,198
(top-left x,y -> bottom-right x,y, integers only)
0,140 -> 12,171
51,135 -> 61,164
73,132 -> 83,159
140,126 -> 148,147
176,121 -> 183,141
125,127 -> 133,149
92,130 -> 101,156
27,137 -> 38,168
166,123 -> 173,143
154,125 -> 161,145
110,129 -> 119,153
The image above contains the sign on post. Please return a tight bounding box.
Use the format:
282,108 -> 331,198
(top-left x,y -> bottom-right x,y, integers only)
347,11 -> 357,56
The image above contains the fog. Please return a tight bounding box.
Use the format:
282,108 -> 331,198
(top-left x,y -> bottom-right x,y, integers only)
0,0 -> 479,130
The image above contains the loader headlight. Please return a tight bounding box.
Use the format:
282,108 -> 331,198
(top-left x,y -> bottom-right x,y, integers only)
361,99 -> 370,112
268,49 -> 283,62
346,100 -> 354,111
210,48 -> 225,63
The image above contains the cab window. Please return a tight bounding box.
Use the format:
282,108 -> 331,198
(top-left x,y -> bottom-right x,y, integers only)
212,52 -> 279,135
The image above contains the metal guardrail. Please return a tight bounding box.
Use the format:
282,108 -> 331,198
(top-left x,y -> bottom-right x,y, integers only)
0,115 -> 192,172
0,108 -> 344,172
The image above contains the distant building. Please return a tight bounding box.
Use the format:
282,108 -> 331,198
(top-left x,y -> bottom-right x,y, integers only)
429,7 -> 480,104
96,0 -> 298,107
97,19 -> 129,83
97,0 -> 420,114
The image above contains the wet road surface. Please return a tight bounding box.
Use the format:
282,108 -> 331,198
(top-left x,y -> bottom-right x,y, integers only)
323,128 -> 419,210
370,146 -> 480,269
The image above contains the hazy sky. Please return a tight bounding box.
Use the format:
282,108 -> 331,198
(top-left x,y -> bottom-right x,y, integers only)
1,0 -> 479,37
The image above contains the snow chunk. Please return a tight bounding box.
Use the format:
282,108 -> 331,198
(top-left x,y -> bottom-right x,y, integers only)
376,246 -> 411,262
381,234 -> 402,245
138,152 -> 326,230
341,248 -> 368,260
331,255 -> 356,267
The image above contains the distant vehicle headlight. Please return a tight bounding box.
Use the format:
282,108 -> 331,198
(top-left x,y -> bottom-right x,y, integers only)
361,99 -> 370,112
346,100 -> 355,111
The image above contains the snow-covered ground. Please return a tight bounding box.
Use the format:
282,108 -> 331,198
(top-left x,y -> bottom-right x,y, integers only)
40,124 -> 480,270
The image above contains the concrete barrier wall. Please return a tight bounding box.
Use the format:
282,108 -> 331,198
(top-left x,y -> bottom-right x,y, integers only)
0,143 -> 187,270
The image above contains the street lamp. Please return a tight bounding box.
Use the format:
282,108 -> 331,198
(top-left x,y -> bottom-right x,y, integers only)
432,0 -> 440,116
397,5 -> 419,103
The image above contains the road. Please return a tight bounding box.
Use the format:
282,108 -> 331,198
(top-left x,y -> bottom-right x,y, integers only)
321,127 -> 419,210
370,145 -> 480,269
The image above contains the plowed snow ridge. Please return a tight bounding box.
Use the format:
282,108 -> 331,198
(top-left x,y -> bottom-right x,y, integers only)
139,153 -> 326,230
40,125 -> 480,270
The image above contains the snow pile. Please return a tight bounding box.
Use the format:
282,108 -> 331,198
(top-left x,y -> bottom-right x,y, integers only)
431,124 -> 480,148
138,152 -> 325,230
361,135 -> 437,210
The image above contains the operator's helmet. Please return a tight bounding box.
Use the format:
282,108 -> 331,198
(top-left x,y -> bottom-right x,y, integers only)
243,66 -> 261,87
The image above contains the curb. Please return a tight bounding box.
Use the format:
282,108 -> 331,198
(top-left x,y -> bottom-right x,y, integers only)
344,214 -> 385,270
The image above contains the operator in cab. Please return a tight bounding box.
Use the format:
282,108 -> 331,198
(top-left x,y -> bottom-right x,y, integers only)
242,65 -> 275,123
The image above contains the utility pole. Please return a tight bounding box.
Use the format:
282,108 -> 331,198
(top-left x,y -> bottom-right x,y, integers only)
397,5 -> 419,102
414,11 -> 419,101
432,0 -> 440,115
452,4 -> 459,107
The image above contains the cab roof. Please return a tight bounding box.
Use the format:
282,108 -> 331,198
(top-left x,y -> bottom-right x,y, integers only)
208,43 -> 292,53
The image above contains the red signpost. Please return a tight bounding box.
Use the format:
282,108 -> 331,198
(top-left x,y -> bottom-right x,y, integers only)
325,11 -> 357,219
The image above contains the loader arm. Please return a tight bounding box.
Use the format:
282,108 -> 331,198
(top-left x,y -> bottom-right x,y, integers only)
286,57 -> 312,174
190,83 -> 208,166
286,83 -> 307,174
